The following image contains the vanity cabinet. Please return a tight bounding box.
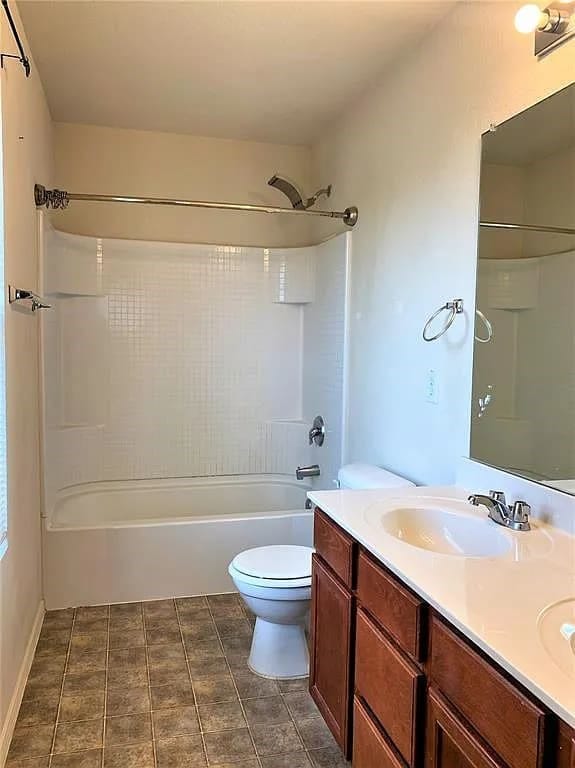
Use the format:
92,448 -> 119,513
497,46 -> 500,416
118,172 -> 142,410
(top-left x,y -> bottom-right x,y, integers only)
355,607 -> 424,766
356,550 -> 425,661
426,689 -> 503,768
428,615 -> 547,768
557,722 -> 575,768
309,511 -> 356,756
353,697 -> 405,768
310,506 -> 573,768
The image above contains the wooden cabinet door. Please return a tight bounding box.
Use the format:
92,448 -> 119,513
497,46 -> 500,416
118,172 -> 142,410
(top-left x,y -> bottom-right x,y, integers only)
355,608 -> 424,766
353,697 -> 404,768
309,553 -> 353,757
426,689 -> 504,768
429,615 -> 547,768
557,721 -> 575,768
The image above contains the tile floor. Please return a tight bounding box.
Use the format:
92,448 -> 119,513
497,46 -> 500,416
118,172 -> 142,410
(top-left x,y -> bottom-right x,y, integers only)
7,594 -> 349,768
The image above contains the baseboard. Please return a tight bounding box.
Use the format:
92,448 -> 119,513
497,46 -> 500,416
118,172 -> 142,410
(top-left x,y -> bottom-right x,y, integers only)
0,601 -> 45,767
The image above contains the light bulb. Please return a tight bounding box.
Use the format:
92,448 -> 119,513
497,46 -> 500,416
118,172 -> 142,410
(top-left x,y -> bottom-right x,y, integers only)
514,3 -> 545,33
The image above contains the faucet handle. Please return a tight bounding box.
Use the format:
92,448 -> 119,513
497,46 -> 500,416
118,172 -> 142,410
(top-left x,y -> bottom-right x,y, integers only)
511,500 -> 531,530
308,416 -> 325,447
489,490 -> 507,505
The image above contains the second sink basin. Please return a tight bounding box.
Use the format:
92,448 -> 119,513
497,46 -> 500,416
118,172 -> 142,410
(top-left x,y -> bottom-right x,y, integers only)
537,598 -> 575,679
365,500 -> 512,558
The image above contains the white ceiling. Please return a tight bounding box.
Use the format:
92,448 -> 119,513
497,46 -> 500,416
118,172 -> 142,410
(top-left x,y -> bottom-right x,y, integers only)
17,0 -> 451,146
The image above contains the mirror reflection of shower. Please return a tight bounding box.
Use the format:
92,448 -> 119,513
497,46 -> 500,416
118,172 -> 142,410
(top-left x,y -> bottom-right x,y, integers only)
471,82 -> 575,491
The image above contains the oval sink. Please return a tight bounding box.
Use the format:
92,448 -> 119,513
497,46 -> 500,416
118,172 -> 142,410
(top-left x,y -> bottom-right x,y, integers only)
537,598 -> 575,679
366,503 -> 512,558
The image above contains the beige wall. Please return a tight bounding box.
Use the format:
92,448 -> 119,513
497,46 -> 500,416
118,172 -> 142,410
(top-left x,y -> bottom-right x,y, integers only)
480,163 -> 525,259
0,3 -> 53,753
53,123 -> 315,247
312,1 -> 574,485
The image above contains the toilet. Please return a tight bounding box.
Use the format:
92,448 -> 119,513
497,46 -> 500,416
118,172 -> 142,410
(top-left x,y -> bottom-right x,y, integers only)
228,464 -> 414,679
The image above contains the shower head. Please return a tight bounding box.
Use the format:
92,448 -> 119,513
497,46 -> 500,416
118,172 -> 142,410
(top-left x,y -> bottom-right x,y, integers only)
268,175 -> 306,210
268,175 -> 332,211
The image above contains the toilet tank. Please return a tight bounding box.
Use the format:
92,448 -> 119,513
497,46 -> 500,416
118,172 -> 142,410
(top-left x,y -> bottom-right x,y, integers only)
337,463 -> 414,490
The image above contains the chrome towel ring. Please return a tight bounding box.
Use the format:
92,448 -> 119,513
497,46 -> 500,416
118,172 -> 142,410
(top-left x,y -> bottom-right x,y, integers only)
422,299 -> 464,342
475,309 -> 493,343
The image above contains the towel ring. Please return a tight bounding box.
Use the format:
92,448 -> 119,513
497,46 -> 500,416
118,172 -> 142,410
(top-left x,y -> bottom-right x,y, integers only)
422,299 -> 464,342
475,309 -> 493,343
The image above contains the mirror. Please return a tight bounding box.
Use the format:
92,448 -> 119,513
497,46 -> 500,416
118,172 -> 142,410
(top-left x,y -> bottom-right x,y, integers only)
471,83 -> 575,495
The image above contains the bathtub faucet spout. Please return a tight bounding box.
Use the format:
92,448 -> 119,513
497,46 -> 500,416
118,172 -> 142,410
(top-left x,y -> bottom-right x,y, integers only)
296,465 -> 320,480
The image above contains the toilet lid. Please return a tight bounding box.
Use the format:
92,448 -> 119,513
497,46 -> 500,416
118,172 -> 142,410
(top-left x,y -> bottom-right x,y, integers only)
232,545 -> 313,580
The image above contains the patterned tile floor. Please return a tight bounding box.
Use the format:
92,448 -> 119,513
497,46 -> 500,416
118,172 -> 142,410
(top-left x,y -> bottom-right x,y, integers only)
6,594 -> 349,768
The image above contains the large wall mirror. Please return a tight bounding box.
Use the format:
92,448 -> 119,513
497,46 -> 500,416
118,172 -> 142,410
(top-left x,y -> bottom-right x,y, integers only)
471,83 -> 575,494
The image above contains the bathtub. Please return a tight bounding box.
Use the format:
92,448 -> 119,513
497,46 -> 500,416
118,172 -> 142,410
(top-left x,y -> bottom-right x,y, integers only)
43,474 -> 313,609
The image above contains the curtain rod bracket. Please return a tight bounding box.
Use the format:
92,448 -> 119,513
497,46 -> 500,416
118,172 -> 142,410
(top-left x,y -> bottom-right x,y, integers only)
1,0 -> 31,78
343,206 -> 358,227
34,184 -> 69,209
0,52 -> 30,77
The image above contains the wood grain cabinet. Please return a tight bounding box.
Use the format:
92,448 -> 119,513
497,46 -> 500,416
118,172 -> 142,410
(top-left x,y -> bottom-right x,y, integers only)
428,614 -> 547,768
353,697 -> 405,768
309,552 -> 354,755
426,689 -> 504,768
557,722 -> 575,768
355,608 -> 424,766
310,508 -> 572,768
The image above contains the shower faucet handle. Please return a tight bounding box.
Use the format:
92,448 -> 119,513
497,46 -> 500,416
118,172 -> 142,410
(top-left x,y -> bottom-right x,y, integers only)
308,416 -> 325,447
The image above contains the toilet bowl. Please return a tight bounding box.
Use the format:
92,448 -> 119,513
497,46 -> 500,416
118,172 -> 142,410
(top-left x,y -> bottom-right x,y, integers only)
228,544 -> 313,679
229,464 -> 414,679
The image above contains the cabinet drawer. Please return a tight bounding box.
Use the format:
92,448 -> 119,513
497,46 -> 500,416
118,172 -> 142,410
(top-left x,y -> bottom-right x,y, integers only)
353,697 -> 404,768
429,615 -> 547,768
314,508 -> 354,587
355,608 -> 424,766
357,550 -> 425,661
427,688 -> 504,768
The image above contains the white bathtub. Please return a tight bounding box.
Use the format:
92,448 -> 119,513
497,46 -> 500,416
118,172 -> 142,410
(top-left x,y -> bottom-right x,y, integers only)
43,475 -> 313,609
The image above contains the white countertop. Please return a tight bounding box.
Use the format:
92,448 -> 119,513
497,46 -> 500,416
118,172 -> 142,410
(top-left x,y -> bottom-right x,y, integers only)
308,484 -> 575,728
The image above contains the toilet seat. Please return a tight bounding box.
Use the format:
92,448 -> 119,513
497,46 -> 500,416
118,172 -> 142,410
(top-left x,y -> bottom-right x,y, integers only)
229,545 -> 313,589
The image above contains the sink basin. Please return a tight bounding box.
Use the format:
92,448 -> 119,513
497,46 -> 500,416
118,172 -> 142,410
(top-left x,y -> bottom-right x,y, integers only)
365,501 -> 512,558
537,598 -> 575,678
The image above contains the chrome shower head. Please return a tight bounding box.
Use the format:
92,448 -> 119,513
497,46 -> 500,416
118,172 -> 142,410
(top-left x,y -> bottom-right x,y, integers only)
267,175 -> 306,210
267,175 -> 332,211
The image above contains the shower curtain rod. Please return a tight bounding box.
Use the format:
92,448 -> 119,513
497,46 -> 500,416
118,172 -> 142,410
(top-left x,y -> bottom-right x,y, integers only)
480,220 -> 575,236
34,184 -> 359,227
1,0 -> 31,77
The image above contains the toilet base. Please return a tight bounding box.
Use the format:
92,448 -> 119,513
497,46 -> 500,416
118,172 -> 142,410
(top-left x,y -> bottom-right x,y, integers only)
248,616 -> 309,679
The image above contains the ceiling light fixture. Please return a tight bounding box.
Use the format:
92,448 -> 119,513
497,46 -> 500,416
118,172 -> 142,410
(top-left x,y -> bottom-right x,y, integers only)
514,1 -> 575,55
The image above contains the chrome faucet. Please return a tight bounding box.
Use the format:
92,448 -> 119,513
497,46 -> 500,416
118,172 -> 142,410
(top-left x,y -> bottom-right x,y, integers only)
468,490 -> 531,531
296,465 -> 320,480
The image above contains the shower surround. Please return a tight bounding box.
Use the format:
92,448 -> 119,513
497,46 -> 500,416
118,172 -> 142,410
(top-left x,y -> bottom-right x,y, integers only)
40,222 -> 349,606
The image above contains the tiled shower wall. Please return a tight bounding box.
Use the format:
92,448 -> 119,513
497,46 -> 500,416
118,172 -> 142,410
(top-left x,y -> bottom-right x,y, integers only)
303,236 -> 349,492
41,226 -> 348,512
